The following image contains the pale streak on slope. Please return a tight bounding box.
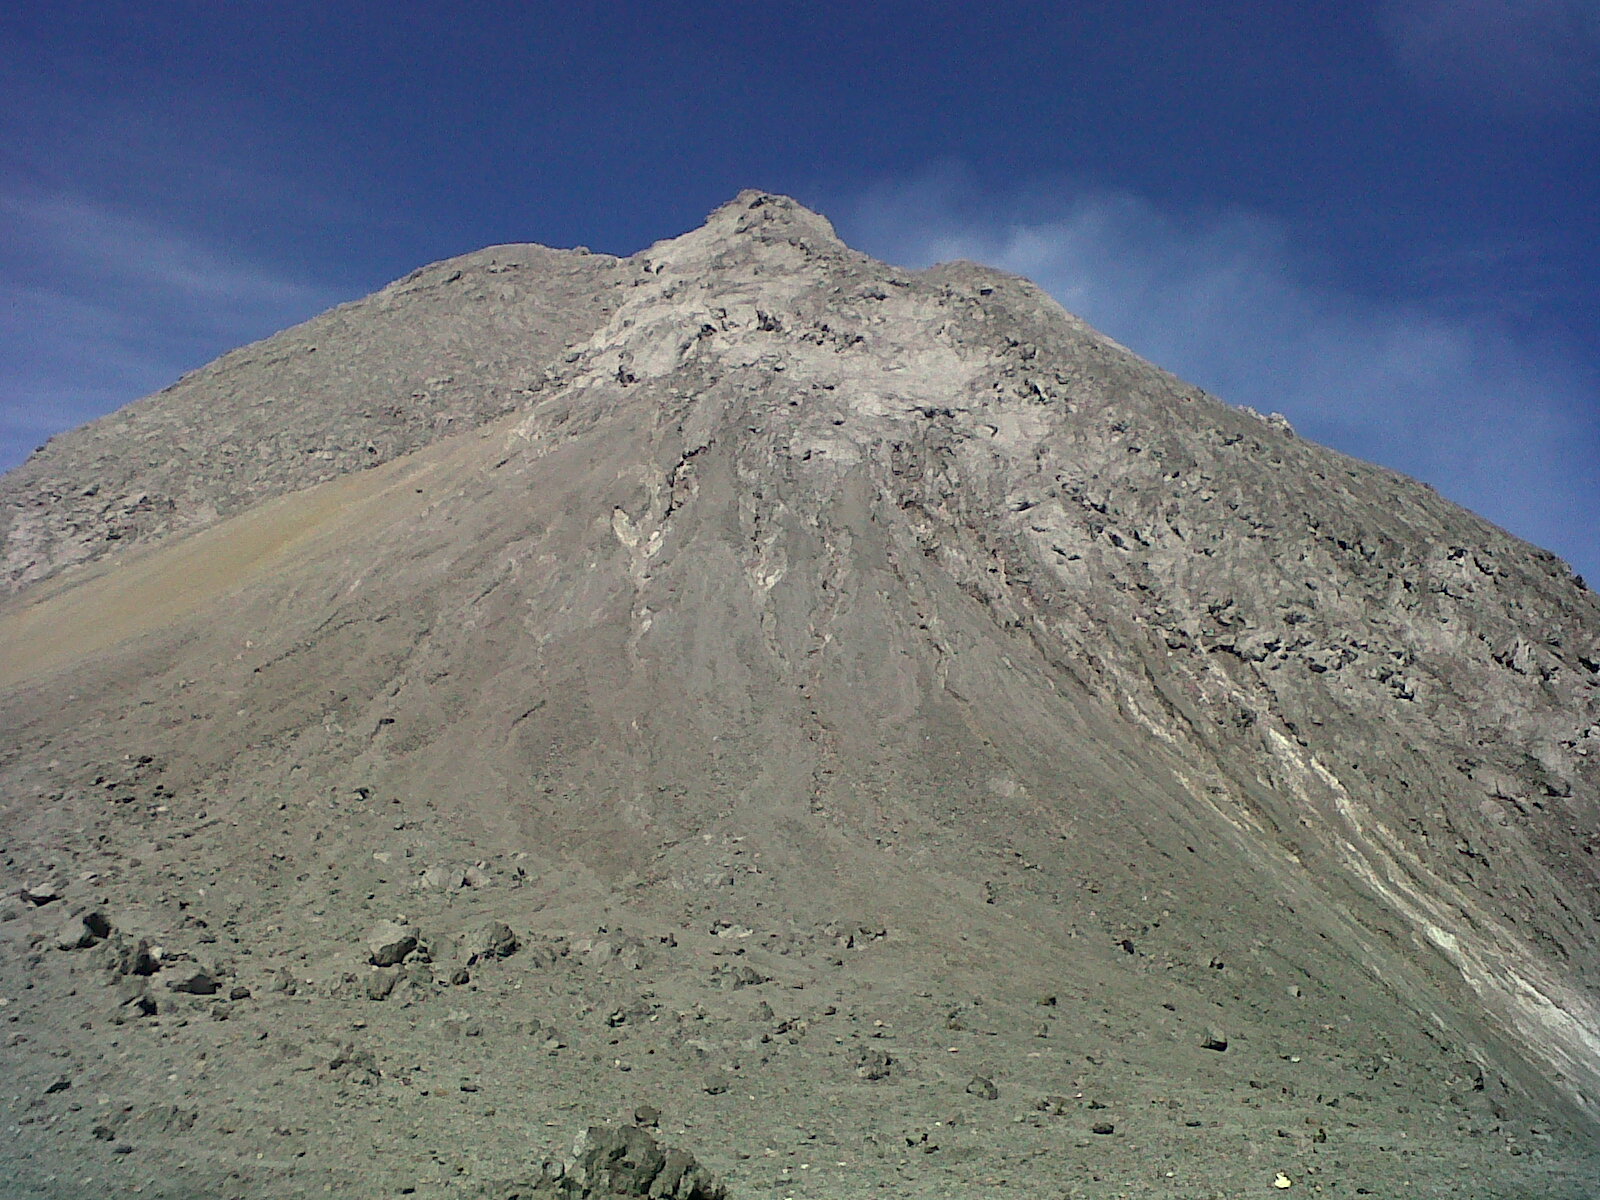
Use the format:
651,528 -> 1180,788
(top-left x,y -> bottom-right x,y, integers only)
0,447 -> 448,689
1263,726 -> 1600,1115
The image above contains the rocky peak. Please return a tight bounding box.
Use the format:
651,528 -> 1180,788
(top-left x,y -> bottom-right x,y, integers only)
704,189 -> 845,250
631,191 -> 848,282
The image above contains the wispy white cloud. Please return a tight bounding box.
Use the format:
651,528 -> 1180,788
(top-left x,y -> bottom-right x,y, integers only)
3,194 -> 326,310
1377,0 -> 1600,114
838,172 -> 1600,583
0,192 -> 342,468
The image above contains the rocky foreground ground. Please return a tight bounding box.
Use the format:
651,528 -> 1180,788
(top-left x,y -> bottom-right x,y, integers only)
4,862 -> 1591,1199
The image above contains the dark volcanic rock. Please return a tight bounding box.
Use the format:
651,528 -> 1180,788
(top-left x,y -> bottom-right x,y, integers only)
364,968 -> 399,1001
100,933 -> 159,978
365,921 -> 418,967
19,882 -> 61,906
530,1125 -> 726,1200
165,966 -> 220,996
463,919 -> 519,964
53,910 -> 111,950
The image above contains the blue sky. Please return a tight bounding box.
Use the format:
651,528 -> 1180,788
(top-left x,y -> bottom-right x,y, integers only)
3,2 -> 1597,579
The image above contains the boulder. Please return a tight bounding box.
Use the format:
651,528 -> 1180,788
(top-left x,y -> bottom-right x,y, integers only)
419,865 -> 467,891
101,933 -> 159,977
464,920 -> 519,964
366,921 -> 419,967
855,1049 -> 893,1081
710,962 -> 766,990
165,966 -> 219,995
326,1042 -> 381,1086
366,968 -> 400,1001
20,880 -> 62,906
268,966 -> 299,994
55,910 -> 111,950
534,1125 -> 727,1199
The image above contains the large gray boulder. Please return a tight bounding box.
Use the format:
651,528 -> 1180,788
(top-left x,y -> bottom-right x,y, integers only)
366,921 -> 419,967
529,1125 -> 727,1199
463,920 -> 519,964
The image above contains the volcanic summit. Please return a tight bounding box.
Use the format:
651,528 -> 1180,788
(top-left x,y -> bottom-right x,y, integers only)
2,192 -> 1597,1198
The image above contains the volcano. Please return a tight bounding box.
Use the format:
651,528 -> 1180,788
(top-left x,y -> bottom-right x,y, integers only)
2,192 -> 1597,1199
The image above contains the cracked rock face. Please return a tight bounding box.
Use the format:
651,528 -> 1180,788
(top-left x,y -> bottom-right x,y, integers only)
1,191 -> 1597,1198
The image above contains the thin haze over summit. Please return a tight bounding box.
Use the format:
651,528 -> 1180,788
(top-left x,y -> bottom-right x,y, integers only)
1,2 -> 1597,576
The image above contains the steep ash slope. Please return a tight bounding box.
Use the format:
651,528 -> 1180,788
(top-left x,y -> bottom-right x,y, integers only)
1,242 -> 629,592
0,192 -> 1597,1199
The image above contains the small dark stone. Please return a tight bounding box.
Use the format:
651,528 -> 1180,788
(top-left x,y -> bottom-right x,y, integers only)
966,1075 -> 999,1100
464,920 -> 519,964
166,968 -> 219,996
228,985 -> 251,1001
326,1042 -> 381,1084
855,1049 -> 893,1081
59,910 -> 114,950
366,969 -> 399,1001
365,921 -> 419,968
44,1076 -> 71,1095
268,966 -> 298,994
711,962 -> 767,990
56,915 -> 100,951
107,937 -> 159,977
1091,1121 -> 1115,1135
